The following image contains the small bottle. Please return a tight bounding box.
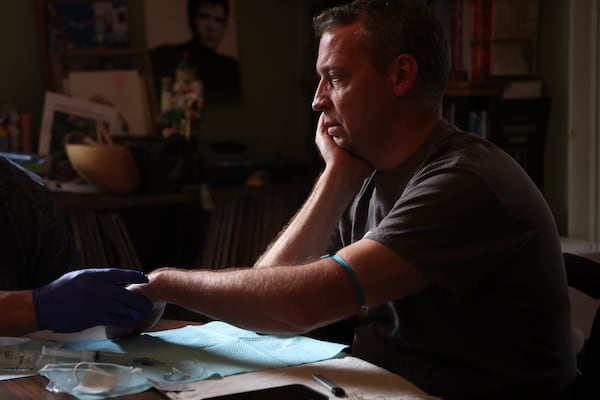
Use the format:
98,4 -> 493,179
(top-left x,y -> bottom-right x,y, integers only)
174,52 -> 204,186
159,76 -> 175,137
21,111 -> 33,153
160,76 -> 173,113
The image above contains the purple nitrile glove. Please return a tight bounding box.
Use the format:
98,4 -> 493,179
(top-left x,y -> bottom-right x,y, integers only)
32,268 -> 152,333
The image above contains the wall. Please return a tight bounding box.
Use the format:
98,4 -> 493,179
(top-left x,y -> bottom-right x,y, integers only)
0,1 -> 571,232
0,1 -> 43,131
539,0 -> 570,234
0,0 -> 316,165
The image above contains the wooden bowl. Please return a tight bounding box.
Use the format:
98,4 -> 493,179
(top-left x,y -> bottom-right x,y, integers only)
65,143 -> 140,194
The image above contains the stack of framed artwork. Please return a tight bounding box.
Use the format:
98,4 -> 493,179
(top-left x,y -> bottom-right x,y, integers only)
34,0 -> 158,143
34,0 -> 160,188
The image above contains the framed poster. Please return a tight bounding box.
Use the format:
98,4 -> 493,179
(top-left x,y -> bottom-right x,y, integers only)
145,0 -> 242,102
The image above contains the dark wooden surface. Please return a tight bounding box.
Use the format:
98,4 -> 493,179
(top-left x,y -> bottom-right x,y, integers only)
0,320 -> 198,400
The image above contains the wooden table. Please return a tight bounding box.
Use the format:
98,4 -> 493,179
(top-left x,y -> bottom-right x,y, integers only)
1,320 -> 435,400
0,320 -> 197,400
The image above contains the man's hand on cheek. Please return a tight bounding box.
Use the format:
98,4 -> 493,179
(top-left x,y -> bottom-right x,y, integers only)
315,114 -> 373,180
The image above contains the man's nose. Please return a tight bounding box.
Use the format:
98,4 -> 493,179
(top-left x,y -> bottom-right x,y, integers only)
312,79 -> 328,111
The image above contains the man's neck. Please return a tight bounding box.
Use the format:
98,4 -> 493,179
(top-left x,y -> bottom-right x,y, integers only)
375,107 -> 442,172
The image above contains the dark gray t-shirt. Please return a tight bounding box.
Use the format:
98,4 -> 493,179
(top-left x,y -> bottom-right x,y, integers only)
331,121 -> 576,399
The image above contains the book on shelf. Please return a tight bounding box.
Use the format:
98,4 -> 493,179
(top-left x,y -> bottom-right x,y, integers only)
468,109 -> 488,139
461,0 -> 473,80
431,0 -> 471,80
197,186 -> 307,269
86,210 -> 108,266
66,210 -> 141,269
448,0 -> 464,79
96,213 -> 119,266
502,79 -> 542,99
110,213 -> 142,270
430,0 -> 540,81
471,0 -> 493,81
200,199 -> 223,268
489,0 -> 540,77
488,97 -> 550,187
68,211 -> 84,265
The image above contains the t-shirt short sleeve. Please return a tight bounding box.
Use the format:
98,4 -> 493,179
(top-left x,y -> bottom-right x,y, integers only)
365,168 -> 522,299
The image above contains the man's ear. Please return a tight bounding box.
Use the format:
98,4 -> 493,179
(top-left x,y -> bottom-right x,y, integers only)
390,54 -> 418,96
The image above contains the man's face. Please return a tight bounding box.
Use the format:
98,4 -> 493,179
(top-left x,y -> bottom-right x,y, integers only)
194,3 -> 227,49
312,22 -> 396,160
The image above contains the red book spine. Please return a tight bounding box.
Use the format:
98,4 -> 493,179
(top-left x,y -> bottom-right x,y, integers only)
449,0 -> 463,78
471,0 -> 492,81
20,112 -> 33,153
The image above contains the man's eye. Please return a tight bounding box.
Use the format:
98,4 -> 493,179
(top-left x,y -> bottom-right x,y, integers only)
328,74 -> 341,85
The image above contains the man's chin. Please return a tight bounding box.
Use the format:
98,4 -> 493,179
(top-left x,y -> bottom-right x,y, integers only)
333,138 -> 354,153
332,136 -> 347,148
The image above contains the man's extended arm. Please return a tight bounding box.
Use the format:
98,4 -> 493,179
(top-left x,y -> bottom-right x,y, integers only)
130,115 -> 429,335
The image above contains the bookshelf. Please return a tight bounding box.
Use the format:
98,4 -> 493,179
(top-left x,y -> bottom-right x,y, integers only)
433,0 -> 541,82
431,0 -> 548,188
443,95 -> 550,188
197,182 -> 311,268
54,191 -> 206,269
487,97 -> 550,188
53,181 -> 311,271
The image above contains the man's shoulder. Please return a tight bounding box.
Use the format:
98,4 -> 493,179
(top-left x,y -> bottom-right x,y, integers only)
423,121 -> 518,173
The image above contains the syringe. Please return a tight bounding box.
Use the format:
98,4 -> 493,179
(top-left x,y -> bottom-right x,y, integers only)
40,346 -> 160,366
0,349 -> 40,371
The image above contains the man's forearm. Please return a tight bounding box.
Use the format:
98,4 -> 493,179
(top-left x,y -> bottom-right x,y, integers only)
0,290 -> 37,336
144,263 -> 357,334
254,167 -> 362,267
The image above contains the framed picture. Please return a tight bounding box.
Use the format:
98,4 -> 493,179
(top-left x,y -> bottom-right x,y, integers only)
145,0 -> 242,103
35,1 -> 159,131
39,91 -> 120,182
67,69 -> 151,136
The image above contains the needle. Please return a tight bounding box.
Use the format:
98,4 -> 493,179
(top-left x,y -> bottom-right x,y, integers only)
41,346 -> 161,366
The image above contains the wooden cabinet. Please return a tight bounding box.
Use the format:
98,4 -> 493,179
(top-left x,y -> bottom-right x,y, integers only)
52,181 -> 311,271
53,190 -> 207,270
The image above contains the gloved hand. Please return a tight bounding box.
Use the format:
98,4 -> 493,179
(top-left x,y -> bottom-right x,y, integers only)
32,268 -> 153,333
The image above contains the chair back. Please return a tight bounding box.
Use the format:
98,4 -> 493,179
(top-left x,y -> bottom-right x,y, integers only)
564,252 -> 600,400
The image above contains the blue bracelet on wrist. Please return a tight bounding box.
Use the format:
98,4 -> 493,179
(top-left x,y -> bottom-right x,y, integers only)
322,253 -> 366,306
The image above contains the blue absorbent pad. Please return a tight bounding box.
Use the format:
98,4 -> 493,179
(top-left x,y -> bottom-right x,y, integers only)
42,321 -> 348,399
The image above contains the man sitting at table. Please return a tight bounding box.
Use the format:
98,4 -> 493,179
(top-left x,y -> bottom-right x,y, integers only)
0,153 -> 151,336
131,1 -> 576,399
